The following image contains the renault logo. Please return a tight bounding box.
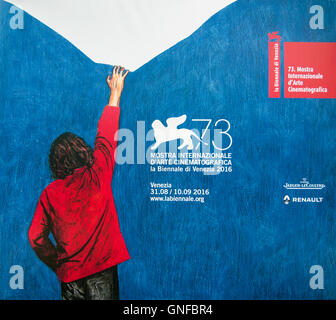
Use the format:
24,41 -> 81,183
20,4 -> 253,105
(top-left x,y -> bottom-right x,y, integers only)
284,195 -> 290,205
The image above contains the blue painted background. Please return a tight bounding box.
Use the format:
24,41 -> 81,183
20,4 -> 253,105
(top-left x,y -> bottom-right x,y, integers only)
0,0 -> 335,299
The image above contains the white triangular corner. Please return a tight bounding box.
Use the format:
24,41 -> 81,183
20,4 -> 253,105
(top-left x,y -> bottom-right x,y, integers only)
5,0 -> 236,71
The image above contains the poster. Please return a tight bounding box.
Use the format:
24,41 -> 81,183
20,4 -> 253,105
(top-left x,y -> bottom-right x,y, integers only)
0,0 -> 335,304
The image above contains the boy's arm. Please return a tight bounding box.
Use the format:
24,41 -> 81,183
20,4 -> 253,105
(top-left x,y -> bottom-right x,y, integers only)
93,66 -> 128,179
93,106 -> 120,178
28,191 -> 57,272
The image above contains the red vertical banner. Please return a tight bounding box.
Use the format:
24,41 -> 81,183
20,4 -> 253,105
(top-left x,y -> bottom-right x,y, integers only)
268,32 -> 281,98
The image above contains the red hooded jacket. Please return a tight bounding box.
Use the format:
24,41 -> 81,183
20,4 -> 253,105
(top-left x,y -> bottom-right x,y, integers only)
28,106 -> 130,283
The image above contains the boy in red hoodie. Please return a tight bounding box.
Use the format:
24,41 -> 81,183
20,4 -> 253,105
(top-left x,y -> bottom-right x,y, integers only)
28,66 -> 130,300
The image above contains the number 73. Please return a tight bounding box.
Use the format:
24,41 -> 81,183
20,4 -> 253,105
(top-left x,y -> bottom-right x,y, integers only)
191,119 -> 232,151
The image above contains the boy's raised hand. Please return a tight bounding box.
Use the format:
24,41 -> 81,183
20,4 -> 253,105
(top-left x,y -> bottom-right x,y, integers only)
107,66 -> 129,106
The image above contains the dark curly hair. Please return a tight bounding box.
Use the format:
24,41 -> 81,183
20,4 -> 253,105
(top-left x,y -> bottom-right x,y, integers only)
49,132 -> 94,179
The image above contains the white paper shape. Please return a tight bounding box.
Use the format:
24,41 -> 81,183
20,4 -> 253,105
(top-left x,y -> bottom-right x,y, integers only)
4,0 -> 236,71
